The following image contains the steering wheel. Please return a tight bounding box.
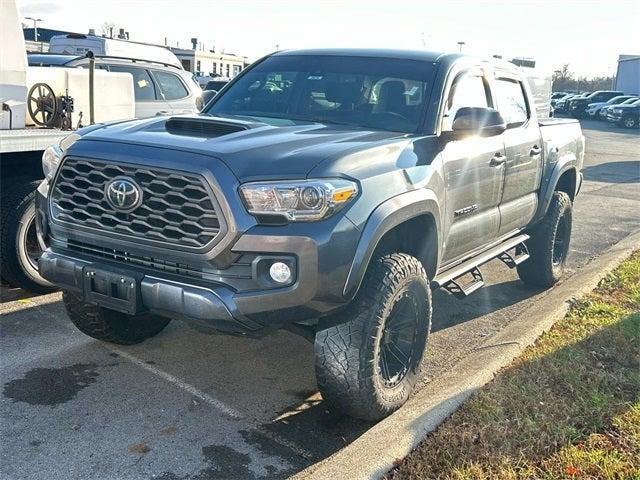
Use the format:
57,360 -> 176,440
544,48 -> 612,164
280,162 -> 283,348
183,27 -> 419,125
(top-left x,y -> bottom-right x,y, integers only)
27,83 -> 59,127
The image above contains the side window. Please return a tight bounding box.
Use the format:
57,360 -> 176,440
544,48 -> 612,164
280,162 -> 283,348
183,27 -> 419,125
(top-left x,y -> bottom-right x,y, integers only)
153,71 -> 189,101
108,65 -> 157,101
443,73 -> 489,131
495,78 -> 529,128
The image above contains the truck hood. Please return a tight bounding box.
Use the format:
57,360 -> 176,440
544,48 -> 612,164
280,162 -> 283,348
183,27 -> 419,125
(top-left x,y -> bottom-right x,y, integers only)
78,115 -> 410,181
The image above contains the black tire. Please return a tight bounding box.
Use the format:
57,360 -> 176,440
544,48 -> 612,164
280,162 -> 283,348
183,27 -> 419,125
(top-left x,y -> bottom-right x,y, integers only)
622,116 -> 637,129
314,253 -> 432,421
517,191 -> 572,288
62,291 -> 171,345
0,180 -> 55,293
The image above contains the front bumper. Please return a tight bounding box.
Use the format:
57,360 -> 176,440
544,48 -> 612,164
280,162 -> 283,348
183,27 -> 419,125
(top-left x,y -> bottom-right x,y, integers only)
36,178 -> 361,336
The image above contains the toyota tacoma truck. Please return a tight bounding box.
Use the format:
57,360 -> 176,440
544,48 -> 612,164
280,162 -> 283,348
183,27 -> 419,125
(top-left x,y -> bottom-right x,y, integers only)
36,49 -> 584,421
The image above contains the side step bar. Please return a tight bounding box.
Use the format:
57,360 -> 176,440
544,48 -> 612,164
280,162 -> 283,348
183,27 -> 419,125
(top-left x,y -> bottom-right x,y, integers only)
432,234 -> 529,298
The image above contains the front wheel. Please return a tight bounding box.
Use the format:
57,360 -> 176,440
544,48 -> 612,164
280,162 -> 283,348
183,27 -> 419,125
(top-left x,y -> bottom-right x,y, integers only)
622,116 -> 638,129
517,191 -> 572,287
63,291 -> 171,345
314,253 -> 432,421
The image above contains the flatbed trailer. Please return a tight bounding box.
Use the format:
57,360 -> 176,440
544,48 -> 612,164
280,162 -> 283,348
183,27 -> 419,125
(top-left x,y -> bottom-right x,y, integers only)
0,128 -> 67,153
1,128 -> 66,292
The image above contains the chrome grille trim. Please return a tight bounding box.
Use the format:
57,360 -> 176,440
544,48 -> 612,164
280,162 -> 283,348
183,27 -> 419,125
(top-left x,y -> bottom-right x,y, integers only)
50,158 -> 224,250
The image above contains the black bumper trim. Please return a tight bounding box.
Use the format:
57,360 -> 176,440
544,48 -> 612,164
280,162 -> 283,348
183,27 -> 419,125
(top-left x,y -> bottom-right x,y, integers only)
39,250 -> 263,334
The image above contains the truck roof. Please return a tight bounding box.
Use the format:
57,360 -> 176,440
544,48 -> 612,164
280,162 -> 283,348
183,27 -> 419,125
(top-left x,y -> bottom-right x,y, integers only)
272,48 -> 525,75
273,48 -> 461,64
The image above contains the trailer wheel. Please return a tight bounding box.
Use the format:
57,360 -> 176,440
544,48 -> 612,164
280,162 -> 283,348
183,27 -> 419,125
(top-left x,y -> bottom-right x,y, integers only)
0,180 -> 55,293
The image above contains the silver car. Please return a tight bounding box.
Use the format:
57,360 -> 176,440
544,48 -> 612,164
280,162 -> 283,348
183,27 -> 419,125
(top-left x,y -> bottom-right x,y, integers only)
28,53 -> 203,118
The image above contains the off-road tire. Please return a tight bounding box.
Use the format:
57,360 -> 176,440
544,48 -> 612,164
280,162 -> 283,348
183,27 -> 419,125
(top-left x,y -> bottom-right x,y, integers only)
314,253 -> 432,421
63,291 -> 171,345
517,191 -> 572,287
0,180 -> 55,293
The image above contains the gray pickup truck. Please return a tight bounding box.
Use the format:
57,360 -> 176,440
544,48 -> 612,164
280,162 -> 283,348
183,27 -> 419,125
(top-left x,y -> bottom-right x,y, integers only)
36,49 -> 584,421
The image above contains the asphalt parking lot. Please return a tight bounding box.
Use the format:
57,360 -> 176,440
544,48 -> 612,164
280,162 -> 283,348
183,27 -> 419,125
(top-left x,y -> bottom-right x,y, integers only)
1,120 -> 639,480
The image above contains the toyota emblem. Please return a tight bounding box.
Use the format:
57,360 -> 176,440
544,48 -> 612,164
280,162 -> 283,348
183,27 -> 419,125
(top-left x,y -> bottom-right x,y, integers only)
105,177 -> 143,212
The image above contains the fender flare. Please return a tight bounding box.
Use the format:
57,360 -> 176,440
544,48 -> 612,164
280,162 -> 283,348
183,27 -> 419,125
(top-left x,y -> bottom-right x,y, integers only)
533,154 -> 579,223
342,189 -> 442,299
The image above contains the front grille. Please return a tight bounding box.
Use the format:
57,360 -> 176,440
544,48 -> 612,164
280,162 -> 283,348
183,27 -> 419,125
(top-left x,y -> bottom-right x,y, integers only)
66,239 -> 252,282
51,158 -> 222,249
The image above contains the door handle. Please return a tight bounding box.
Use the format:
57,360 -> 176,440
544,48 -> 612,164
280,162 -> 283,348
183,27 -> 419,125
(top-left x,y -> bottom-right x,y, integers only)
489,153 -> 506,167
530,145 -> 542,156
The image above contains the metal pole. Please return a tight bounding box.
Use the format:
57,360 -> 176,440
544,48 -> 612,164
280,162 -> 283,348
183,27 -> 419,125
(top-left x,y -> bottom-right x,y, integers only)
88,54 -> 95,125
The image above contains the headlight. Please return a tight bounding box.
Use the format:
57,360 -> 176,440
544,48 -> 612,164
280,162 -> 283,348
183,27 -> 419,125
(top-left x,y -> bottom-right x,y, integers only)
240,179 -> 358,222
42,133 -> 80,181
42,145 -> 62,182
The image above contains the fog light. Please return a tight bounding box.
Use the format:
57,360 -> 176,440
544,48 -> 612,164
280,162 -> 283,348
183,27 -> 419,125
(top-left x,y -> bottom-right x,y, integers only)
269,262 -> 291,284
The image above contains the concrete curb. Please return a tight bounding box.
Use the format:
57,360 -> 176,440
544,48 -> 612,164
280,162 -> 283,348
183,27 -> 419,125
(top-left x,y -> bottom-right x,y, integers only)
293,230 -> 640,480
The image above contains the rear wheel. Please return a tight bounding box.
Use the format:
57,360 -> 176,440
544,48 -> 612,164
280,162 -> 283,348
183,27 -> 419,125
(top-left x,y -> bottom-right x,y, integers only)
0,180 -> 54,293
314,253 -> 432,421
517,191 -> 572,287
63,291 -> 171,345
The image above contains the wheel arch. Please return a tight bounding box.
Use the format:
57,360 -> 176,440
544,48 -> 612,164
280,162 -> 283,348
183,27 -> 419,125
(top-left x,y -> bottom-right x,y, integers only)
533,155 -> 580,224
342,189 -> 442,299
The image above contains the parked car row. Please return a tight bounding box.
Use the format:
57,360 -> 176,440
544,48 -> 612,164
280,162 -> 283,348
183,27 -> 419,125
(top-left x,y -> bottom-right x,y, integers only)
552,90 -> 639,128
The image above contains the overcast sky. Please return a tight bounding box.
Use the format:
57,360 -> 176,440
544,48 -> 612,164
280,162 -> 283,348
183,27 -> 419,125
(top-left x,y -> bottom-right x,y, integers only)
18,0 -> 639,77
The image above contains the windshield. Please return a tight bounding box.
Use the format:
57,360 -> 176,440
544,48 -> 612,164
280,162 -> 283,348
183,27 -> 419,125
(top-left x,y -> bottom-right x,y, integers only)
206,54 -> 436,133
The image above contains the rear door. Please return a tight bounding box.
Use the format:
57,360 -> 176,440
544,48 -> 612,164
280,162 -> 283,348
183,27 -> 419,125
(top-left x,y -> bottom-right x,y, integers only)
107,64 -> 170,118
440,67 -> 506,262
150,70 -> 197,114
491,71 -> 543,236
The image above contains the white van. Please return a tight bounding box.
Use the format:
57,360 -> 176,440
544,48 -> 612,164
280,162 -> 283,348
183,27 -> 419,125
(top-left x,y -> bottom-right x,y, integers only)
49,34 -> 182,69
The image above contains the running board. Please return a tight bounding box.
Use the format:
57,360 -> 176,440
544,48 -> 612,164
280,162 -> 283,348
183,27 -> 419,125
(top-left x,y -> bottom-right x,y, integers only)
432,234 -> 530,298
498,242 -> 530,268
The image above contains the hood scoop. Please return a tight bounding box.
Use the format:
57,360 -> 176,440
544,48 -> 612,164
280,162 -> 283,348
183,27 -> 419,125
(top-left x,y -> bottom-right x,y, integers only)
165,116 -> 251,138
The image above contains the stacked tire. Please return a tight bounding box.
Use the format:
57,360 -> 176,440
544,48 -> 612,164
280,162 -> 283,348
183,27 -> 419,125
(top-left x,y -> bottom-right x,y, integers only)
0,180 -> 54,293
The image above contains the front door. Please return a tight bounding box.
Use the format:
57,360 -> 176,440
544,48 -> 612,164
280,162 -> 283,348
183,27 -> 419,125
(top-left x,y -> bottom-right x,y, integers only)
492,73 -> 543,236
440,69 -> 505,262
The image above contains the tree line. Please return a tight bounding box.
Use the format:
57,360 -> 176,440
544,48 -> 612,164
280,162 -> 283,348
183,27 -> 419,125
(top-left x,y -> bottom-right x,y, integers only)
552,64 -> 615,93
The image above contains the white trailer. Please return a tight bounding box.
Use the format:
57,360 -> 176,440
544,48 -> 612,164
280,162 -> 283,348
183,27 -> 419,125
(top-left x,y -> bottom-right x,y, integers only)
1,0 -> 134,293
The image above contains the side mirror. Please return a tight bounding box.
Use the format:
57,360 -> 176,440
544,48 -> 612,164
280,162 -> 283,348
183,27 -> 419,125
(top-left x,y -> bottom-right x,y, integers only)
201,90 -> 218,109
451,107 -> 506,138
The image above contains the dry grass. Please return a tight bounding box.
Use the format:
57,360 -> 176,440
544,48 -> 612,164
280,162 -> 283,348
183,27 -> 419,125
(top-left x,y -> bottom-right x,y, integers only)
388,252 -> 640,480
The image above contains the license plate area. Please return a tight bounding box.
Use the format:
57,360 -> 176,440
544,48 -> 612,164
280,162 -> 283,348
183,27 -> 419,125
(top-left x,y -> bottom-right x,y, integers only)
83,265 -> 144,315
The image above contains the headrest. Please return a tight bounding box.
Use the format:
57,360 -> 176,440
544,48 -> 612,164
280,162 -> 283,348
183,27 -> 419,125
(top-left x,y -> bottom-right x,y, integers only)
379,81 -> 406,104
324,81 -> 362,105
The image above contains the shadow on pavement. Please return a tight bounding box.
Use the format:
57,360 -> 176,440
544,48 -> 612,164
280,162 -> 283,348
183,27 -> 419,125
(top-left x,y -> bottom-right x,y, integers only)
582,161 -> 640,184
579,118 -> 639,134
431,280 -> 542,333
